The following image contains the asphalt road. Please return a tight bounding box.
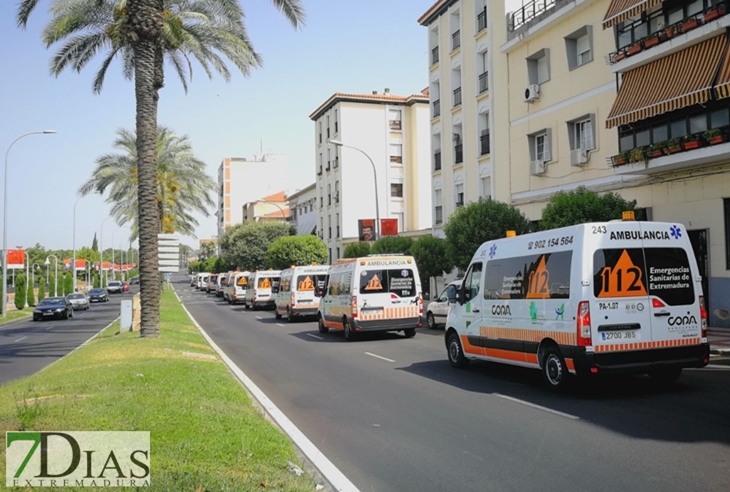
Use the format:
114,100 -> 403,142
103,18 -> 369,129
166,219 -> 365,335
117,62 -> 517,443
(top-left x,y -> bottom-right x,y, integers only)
0,290 -> 136,385
175,277 -> 730,492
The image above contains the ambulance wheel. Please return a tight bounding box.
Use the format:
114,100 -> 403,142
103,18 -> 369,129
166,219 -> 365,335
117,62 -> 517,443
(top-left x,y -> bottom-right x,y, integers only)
318,316 -> 329,334
427,313 -> 436,329
542,347 -> 570,391
286,308 -> 294,322
343,318 -> 356,341
649,367 -> 682,384
403,328 -> 416,338
447,332 -> 469,369
275,309 -> 282,320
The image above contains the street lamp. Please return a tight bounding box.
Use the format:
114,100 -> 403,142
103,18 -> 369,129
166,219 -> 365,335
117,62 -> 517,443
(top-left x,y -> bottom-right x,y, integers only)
99,216 -> 112,284
23,250 -> 30,308
111,227 -> 121,281
71,195 -> 85,292
45,254 -> 59,297
3,130 -> 57,317
259,201 -> 288,220
328,139 -> 380,240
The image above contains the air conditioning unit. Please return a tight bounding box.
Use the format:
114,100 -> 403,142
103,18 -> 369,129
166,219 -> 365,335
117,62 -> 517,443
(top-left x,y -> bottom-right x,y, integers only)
524,84 -> 540,102
530,159 -> 546,176
570,147 -> 589,166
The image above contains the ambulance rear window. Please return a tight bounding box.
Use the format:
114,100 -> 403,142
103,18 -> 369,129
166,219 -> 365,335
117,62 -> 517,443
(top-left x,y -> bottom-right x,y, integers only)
236,276 -> 247,286
593,248 -> 694,305
359,269 -> 416,297
296,275 -> 327,291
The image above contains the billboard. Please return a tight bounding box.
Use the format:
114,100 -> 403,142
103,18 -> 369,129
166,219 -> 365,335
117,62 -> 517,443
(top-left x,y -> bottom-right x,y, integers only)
358,219 -> 399,240
380,218 -> 398,236
6,250 -> 24,269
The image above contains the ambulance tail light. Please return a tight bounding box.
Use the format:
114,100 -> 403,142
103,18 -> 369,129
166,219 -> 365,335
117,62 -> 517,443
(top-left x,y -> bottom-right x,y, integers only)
577,301 -> 592,347
291,292 -> 296,308
699,295 -> 707,338
351,295 -> 358,319
418,292 -> 424,315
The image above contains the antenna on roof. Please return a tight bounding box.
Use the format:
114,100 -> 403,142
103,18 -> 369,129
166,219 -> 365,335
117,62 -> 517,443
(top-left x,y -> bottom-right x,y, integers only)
260,139 -> 263,154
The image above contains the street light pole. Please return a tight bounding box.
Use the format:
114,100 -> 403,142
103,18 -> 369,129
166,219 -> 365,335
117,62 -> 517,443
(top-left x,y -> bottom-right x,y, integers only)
328,140 -> 380,240
3,130 -> 57,317
99,216 -> 111,285
23,250 -> 29,308
111,228 -> 121,281
72,196 -> 84,292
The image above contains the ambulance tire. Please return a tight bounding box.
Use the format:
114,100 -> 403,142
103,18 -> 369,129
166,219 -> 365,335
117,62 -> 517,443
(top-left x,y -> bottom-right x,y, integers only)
648,367 -> 682,384
447,332 -> 469,369
275,309 -> 282,320
286,308 -> 294,322
427,313 -> 436,329
403,328 -> 416,338
318,315 -> 329,334
344,318 -> 356,341
541,347 -> 570,391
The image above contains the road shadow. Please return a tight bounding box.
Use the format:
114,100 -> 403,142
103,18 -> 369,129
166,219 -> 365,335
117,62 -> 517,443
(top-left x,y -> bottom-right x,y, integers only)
290,328 -> 412,343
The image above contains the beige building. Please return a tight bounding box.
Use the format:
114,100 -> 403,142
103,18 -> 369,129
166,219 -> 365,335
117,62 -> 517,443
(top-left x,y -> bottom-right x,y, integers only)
419,0 -> 494,236
309,89 -> 432,263
242,191 -> 290,223
287,183 -> 318,235
491,0 -> 730,326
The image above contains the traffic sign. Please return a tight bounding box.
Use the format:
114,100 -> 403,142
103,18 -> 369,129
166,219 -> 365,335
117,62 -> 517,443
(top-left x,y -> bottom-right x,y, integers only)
158,233 -> 180,272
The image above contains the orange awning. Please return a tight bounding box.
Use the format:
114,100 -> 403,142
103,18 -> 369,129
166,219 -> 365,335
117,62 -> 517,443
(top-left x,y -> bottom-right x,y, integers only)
715,42 -> 730,99
603,0 -> 663,29
606,35 -> 728,128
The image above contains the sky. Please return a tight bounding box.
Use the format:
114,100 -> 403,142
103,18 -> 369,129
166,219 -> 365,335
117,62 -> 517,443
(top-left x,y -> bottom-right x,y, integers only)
0,0 -> 518,252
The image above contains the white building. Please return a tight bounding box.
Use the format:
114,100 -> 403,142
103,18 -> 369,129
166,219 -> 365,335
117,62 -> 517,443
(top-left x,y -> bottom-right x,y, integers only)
309,88 -> 432,263
287,183 -> 318,236
216,154 -> 287,238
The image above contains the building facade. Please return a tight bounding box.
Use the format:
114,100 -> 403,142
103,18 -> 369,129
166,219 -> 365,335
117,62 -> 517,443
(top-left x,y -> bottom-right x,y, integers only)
216,154 -> 287,238
241,191 -> 290,222
491,0 -> 730,326
419,0 -> 494,237
309,89 -> 432,263
287,183 -> 318,236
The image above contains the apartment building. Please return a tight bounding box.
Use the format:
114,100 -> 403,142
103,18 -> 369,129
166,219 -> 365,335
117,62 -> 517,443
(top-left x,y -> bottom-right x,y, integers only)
309,89 -> 432,263
216,154 -> 287,238
419,0 -> 494,237
491,0 -> 730,326
241,191 -> 289,222
287,183 -> 318,235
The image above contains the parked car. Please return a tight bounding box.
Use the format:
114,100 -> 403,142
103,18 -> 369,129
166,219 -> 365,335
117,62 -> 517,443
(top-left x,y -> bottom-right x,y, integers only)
88,288 -> 109,303
122,282 -> 130,292
66,292 -> 90,311
426,282 -> 460,329
130,277 -> 139,285
33,297 -> 74,321
107,281 -> 123,294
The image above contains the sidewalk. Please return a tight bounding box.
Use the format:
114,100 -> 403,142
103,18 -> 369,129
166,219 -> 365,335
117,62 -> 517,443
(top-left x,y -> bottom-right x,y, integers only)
708,327 -> 730,355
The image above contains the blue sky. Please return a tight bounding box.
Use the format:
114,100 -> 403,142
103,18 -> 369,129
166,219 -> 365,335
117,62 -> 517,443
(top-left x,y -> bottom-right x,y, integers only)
0,0 -> 434,251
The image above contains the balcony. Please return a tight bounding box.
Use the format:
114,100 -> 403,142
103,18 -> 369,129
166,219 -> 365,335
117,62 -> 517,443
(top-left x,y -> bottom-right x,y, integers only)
477,8 -> 487,32
451,30 -> 461,51
453,87 -> 462,107
327,127 -> 330,138
433,99 -> 441,117
390,155 -> 403,164
508,0 -> 556,34
326,161 -> 331,172
478,72 -> 489,93
389,120 -> 402,131
317,166 -> 322,176
608,2 -> 729,65
480,133 -> 491,155
456,200 -> 464,208
435,206 -> 443,224
432,46 -> 439,65
434,151 -> 442,171
334,121 -> 338,133
454,144 -> 463,164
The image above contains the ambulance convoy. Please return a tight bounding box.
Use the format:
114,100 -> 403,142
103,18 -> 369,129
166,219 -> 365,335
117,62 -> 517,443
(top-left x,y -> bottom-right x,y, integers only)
193,216 -> 709,389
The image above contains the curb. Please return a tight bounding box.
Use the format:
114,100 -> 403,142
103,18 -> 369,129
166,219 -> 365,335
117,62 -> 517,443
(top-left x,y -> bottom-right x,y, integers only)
0,315 -> 33,330
174,287 -> 359,492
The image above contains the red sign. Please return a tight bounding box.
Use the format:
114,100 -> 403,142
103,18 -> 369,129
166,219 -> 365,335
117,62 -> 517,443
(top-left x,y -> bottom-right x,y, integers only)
6,250 -> 24,269
380,218 -> 398,236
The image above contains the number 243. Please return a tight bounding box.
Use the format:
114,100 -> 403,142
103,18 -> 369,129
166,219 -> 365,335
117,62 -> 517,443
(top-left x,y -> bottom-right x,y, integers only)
592,225 -> 607,234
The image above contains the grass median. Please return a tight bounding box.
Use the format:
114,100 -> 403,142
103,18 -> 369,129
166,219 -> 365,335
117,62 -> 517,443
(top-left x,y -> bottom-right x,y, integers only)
0,288 -> 315,491
0,310 -> 32,326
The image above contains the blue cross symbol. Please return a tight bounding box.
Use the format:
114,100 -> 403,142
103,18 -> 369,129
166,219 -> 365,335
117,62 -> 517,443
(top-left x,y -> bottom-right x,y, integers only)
669,225 -> 682,239
489,244 -> 497,259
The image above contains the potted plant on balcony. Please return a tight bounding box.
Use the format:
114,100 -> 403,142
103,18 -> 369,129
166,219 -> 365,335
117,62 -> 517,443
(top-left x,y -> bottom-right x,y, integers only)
681,16 -> 701,32
682,133 -> 702,150
627,42 -> 643,56
613,51 -> 627,62
629,147 -> 648,163
644,33 -> 661,48
705,3 -> 727,22
704,128 -> 726,145
667,137 -> 683,153
664,25 -> 677,39
649,141 -> 668,158
612,151 -> 629,166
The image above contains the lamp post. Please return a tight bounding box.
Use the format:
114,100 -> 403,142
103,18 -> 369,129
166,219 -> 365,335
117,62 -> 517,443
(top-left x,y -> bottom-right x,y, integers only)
45,255 -> 59,297
71,195 -> 85,292
99,216 -> 112,285
260,201 -> 288,220
23,250 -> 30,308
328,139 -> 380,240
3,130 -> 57,317
111,228 -> 121,281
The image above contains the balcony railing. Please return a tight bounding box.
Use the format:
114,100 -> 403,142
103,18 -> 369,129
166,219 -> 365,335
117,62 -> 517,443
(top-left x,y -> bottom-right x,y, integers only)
432,46 -> 439,65
477,8 -> 487,32
326,161 -> 331,171
478,72 -> 489,93
453,87 -> 462,107
508,0 -> 556,32
435,206 -> 443,224
433,99 -> 441,117
434,151 -> 442,171
480,133 -> 491,155
608,2 -> 728,64
389,120 -> 402,131
455,144 -> 463,164
451,30 -> 461,50
456,200 -> 464,208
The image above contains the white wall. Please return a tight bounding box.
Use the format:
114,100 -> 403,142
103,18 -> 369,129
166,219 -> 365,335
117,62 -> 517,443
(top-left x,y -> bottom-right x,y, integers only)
413,103 -> 433,230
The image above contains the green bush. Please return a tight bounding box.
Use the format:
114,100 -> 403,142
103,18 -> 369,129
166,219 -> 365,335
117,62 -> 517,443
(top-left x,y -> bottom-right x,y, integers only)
14,274 -> 26,310
266,236 -> 328,270
343,242 -> 371,258
63,272 -> 73,296
27,277 -> 35,307
370,236 -> 414,255
409,236 -> 454,299
539,187 -> 638,230
48,274 -> 58,297
37,277 -> 46,302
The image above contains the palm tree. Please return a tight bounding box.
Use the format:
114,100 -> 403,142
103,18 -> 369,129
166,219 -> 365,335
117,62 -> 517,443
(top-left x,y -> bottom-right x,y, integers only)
79,126 -> 216,238
17,0 -> 305,338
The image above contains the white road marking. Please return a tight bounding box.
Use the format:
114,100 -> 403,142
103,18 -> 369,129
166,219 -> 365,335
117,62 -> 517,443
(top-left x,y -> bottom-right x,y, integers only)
255,316 -> 262,320
492,393 -> 580,420
688,365 -> 730,371
46,325 -> 56,330
14,336 -> 27,343
306,333 -> 323,340
276,323 -> 285,327
365,352 -> 395,363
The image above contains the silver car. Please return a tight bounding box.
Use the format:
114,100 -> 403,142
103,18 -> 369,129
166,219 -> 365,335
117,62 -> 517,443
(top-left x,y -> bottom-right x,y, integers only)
66,293 -> 90,310
426,281 -> 460,329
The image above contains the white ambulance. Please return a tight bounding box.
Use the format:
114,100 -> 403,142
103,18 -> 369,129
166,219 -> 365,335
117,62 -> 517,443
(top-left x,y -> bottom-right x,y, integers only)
196,272 -> 209,290
445,217 -> 710,390
274,265 -> 330,321
317,255 -> 423,341
225,271 -> 250,304
244,270 -> 281,310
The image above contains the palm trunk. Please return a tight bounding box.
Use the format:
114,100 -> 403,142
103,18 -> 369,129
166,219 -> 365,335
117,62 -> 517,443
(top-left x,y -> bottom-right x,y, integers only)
127,0 -> 164,338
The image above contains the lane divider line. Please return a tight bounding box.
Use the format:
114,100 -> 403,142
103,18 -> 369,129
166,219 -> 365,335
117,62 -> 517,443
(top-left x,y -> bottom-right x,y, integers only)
277,323 -> 286,327
492,393 -> 580,420
14,336 -> 27,343
306,333 -> 323,340
365,352 -> 395,363
255,316 -> 262,320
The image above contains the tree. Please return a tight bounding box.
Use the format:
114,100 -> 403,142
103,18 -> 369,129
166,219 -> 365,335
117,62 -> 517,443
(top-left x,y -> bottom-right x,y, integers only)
93,271 -> 101,288
19,0 -> 305,338
266,236 -> 328,270
200,241 -> 217,261
343,242 -> 371,258
63,272 -> 73,296
371,236 -> 414,255
15,274 -> 27,311
38,277 -> 46,303
444,200 -> 532,270
219,222 -> 292,271
91,233 -> 98,252
540,187 -> 638,230
49,274 -> 58,297
27,276 -> 36,307
410,236 -> 454,299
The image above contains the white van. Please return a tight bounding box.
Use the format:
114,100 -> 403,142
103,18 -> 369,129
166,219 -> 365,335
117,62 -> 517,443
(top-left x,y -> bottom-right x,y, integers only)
226,271 -> 250,304
196,273 -> 209,290
275,265 -> 329,321
222,271 -> 235,301
244,270 -> 281,310
215,274 -> 227,297
317,255 -> 423,340
445,219 -> 710,390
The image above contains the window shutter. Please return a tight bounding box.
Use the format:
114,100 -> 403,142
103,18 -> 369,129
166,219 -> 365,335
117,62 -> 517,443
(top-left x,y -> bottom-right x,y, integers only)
587,114 -> 596,150
544,129 -> 553,162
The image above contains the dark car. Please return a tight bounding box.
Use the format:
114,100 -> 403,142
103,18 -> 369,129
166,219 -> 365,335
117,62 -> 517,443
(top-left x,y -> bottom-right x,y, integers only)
107,281 -> 123,294
88,288 -> 109,303
33,297 -> 74,321
130,277 -> 139,285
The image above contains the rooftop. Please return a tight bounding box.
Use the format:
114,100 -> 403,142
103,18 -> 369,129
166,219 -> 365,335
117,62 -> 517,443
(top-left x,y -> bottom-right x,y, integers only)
262,209 -> 290,219
286,183 -> 316,200
260,191 -> 287,202
418,0 -> 457,26
309,89 -> 429,121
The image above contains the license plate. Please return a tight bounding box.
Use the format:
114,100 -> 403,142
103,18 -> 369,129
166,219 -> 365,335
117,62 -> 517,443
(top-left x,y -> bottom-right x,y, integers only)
362,306 -> 383,312
601,330 -> 638,341
43,312 -> 53,316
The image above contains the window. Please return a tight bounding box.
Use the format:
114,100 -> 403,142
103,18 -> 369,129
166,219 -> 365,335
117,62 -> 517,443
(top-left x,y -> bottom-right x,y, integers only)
527,49 -> 550,85
391,183 -> 403,198
335,180 -> 340,202
295,274 -> 327,292
327,184 -> 331,206
565,26 -> 593,70
568,115 -> 596,151
389,110 -> 402,131
726,198 -> 730,269
389,143 -> 403,163
336,213 -> 340,237
360,268 -> 417,297
328,215 -> 331,238
485,252 -> 572,299
690,114 -> 708,134
336,247 -> 340,260
329,248 -> 332,264
476,0 -> 487,32
326,115 -> 330,138
455,183 -> 464,207
334,109 -> 338,133
326,148 -> 331,170
434,189 -> 443,224
463,262 -> 483,302
478,51 -> 489,93
480,176 -> 491,199
528,129 -> 552,162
